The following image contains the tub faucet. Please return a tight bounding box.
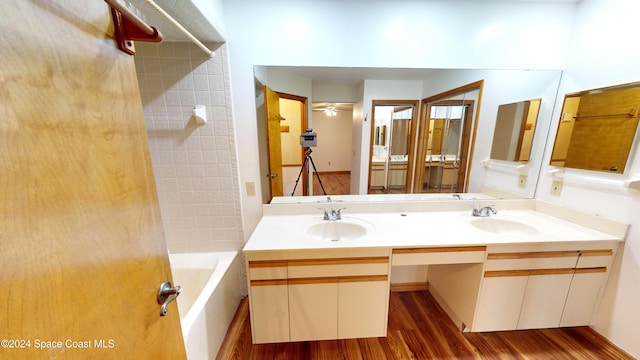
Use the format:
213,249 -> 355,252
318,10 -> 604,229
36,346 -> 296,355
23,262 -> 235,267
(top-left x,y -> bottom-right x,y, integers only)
452,194 -> 462,200
472,205 -> 497,217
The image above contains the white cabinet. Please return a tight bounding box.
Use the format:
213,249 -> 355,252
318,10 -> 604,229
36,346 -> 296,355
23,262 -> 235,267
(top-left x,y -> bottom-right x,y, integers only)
246,249 -> 391,344
249,282 -> 290,343
561,248 -> 615,327
517,272 -> 574,329
289,281 -> 338,341
370,163 -> 386,188
472,242 -> 618,332
474,275 -> 528,331
338,279 -> 389,339
560,269 -> 608,327
388,162 -> 407,188
246,261 -> 289,343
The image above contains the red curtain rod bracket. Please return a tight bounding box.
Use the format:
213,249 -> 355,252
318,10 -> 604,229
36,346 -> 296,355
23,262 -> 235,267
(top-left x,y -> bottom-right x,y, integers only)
105,0 -> 163,55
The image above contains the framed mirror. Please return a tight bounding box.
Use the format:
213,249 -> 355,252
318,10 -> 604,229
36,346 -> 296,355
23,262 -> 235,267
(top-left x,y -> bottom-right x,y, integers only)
490,98 -> 541,162
550,82 -> 640,173
255,66 -> 563,199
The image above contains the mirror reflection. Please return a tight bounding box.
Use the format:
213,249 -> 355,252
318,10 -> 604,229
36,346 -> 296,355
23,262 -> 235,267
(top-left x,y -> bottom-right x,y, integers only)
254,66 -> 563,200
490,99 -> 541,162
550,82 -> 640,173
370,102 -> 417,194
414,84 -> 480,194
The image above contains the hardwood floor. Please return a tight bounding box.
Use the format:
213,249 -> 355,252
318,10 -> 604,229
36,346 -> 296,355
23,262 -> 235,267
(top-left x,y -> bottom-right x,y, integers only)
313,171 -> 351,196
216,290 -> 633,360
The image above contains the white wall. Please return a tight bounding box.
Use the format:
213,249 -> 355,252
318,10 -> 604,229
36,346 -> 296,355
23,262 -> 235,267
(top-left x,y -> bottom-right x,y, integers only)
311,110 -> 353,173
535,0 -> 640,357
223,0 -> 577,238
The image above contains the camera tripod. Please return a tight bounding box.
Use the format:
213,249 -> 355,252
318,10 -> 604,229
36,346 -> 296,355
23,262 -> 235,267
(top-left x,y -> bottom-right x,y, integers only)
291,147 -> 327,196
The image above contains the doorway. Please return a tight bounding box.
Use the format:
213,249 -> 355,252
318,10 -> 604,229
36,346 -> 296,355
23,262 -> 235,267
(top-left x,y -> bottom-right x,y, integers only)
413,81 -> 483,194
260,86 -> 308,202
368,100 -> 419,194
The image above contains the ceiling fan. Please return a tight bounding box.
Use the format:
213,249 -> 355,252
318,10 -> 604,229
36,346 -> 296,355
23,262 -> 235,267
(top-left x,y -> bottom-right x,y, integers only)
312,102 -> 352,116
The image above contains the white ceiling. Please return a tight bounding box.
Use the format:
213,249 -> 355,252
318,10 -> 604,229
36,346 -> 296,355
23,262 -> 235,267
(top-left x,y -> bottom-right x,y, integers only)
271,66 -> 440,86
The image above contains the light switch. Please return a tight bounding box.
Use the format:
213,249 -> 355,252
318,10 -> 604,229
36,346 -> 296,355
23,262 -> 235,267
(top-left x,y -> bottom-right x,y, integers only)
551,180 -> 563,196
518,175 -> 527,188
246,182 -> 256,196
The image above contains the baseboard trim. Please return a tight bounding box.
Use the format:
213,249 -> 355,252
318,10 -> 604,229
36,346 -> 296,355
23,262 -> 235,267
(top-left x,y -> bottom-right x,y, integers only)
390,282 -> 429,292
315,171 -> 350,175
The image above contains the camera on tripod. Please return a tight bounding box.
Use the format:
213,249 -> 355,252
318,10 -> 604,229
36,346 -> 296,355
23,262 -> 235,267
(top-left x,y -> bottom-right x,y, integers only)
300,128 -> 317,148
292,128 -> 326,196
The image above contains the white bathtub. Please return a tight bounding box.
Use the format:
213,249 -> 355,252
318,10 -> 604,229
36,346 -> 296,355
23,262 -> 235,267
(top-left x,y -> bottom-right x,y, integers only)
169,251 -> 240,360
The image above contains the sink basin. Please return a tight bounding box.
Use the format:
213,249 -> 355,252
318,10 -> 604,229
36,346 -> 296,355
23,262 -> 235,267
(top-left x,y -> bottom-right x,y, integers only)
305,218 -> 374,242
470,218 -> 538,235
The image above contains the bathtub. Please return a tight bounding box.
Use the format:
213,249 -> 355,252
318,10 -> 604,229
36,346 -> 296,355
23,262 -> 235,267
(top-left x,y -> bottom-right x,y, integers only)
169,251 -> 241,359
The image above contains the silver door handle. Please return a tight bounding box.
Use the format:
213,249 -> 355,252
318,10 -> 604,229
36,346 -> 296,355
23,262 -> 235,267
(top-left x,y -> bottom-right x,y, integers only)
157,281 -> 182,317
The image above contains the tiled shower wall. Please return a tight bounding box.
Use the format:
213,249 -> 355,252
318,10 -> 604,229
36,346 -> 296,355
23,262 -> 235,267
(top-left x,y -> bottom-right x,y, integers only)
134,42 -> 244,253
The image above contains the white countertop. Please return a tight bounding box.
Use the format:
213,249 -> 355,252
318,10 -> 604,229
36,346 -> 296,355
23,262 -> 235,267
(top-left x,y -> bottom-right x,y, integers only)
243,204 -> 623,253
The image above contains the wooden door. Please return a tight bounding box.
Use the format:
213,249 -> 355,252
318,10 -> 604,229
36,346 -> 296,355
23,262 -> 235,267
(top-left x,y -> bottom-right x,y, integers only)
0,1 -> 186,359
264,86 -> 284,198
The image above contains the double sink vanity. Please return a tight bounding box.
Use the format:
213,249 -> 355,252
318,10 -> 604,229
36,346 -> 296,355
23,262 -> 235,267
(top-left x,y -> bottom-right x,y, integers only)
243,195 -> 627,344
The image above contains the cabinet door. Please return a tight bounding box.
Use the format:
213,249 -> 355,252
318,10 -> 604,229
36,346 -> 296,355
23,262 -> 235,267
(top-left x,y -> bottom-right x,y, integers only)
473,276 -> 528,331
250,284 -> 289,344
338,280 -> 388,339
289,282 -> 338,342
371,164 -> 385,187
560,270 -> 607,327
517,273 -> 573,329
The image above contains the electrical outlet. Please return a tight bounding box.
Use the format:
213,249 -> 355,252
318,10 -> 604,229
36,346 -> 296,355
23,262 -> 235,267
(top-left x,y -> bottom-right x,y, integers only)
518,175 -> 527,188
246,182 -> 256,196
551,180 -> 563,196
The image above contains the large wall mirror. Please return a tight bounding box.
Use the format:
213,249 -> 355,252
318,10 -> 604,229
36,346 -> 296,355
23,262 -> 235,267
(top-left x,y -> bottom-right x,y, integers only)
550,82 -> 640,173
490,98 -> 541,162
255,66 -> 563,200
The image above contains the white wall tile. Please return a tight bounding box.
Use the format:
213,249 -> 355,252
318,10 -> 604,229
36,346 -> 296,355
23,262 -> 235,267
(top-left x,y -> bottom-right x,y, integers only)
135,42 -> 243,254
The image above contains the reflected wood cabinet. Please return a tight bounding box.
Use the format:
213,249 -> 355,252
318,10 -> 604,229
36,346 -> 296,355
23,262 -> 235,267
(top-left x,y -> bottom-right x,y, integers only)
246,249 -> 391,344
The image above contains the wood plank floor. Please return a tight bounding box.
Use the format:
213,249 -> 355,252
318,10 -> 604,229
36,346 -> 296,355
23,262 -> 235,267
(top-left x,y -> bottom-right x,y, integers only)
216,290 -> 633,360
313,171 -> 351,196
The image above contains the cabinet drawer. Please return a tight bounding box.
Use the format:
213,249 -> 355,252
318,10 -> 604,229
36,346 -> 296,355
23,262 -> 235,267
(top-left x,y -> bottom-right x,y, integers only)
576,249 -> 614,268
248,260 -> 287,280
485,251 -> 578,271
392,246 -> 486,266
250,267 -> 287,280
287,257 -> 389,278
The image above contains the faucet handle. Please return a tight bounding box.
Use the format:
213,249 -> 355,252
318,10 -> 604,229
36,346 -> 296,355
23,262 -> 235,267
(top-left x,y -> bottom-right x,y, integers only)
318,207 -> 330,220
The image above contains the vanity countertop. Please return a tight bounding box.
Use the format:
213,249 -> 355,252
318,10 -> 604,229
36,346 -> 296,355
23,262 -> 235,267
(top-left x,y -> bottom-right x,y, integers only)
243,200 -> 625,253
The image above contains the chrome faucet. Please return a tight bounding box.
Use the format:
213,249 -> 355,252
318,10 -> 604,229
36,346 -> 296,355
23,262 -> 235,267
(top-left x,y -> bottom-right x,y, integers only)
321,207 -> 346,221
472,205 -> 497,217
452,194 -> 462,200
